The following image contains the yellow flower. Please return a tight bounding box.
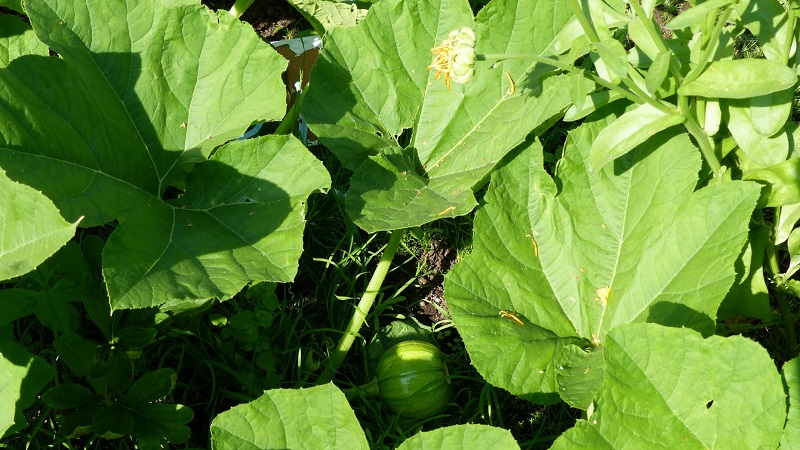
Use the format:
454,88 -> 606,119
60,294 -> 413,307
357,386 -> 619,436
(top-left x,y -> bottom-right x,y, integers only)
428,27 -> 476,89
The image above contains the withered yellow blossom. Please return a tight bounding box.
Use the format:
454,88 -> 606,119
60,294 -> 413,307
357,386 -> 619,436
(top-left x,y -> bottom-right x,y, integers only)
428,27 -> 476,89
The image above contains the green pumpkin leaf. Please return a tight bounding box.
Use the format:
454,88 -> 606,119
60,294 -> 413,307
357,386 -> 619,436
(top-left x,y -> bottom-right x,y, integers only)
396,424 -> 520,450
555,345 -> 604,410
303,0 -> 575,232
718,222 -> 772,321
551,324 -> 786,449
210,383 -> 369,449
286,0 -> 370,34
0,16 -> 49,68
0,328 -> 55,437
0,0 -> 23,13
678,59 -> 797,98
782,356 -> 800,448
445,109 -> 760,402
0,0 -> 329,309
0,1 -> 329,310
0,167 -> 79,281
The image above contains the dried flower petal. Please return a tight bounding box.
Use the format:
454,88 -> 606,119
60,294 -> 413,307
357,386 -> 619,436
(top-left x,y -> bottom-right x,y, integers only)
428,27 -> 477,89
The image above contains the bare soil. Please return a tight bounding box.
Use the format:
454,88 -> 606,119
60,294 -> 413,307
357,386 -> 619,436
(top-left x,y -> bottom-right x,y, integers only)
202,0 -> 308,40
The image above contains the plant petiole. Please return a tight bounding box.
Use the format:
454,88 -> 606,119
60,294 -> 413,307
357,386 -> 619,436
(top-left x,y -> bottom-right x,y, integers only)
317,229 -> 406,384
228,0 -> 255,19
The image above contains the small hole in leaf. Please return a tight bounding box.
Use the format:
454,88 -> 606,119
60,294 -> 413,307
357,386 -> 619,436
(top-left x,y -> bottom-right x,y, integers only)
706,400 -> 713,409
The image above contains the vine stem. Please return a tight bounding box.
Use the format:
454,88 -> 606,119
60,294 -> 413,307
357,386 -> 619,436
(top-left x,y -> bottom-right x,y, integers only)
229,0 -> 255,18
477,54 -> 674,113
317,229 -> 406,384
766,208 -> 799,351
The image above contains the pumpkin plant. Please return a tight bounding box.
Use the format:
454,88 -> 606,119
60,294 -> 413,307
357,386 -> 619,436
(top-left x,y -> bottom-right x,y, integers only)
304,0 -> 580,383
0,0 -> 329,443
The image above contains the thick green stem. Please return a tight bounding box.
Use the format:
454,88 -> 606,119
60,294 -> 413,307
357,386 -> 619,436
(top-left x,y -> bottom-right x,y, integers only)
229,0 -> 255,18
784,8 -> 796,66
678,95 -> 723,177
682,7 -> 733,86
478,54 -> 648,107
317,229 -> 406,384
766,208 -> 799,350
627,0 -> 684,83
568,0 -> 600,43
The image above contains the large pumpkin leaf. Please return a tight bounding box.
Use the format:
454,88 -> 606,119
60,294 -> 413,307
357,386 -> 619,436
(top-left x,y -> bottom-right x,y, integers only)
0,16 -> 49,68
0,168 -> 79,281
551,323 -> 786,449
0,0 -> 330,310
0,326 -> 55,437
304,0 -> 576,232
783,356 -> 800,449
210,383 -> 369,450
444,108 -> 760,403
396,424 -> 520,450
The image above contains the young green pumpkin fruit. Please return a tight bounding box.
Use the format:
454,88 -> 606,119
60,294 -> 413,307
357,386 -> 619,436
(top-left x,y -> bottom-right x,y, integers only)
375,340 -> 451,419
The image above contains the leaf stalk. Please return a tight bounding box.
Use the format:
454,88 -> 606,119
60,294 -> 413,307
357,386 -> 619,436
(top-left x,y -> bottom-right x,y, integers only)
317,229 -> 406,384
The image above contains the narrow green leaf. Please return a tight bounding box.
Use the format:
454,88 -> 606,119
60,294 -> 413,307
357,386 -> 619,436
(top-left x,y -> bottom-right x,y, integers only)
750,89 -> 793,137
627,16 -> 660,60
210,383 -> 369,450
786,228 -> 800,279
727,100 -> 789,167
41,383 -> 96,409
53,332 -> 99,378
645,51 -> 671,94
396,424 -> 520,450
564,90 -> 624,121
594,38 -> 628,79
552,324 -> 786,449
678,59 -> 797,98
131,403 -> 193,445
587,0 -> 611,41
736,0 -> 792,62
93,404 -> 134,439
744,158 -> 800,206
777,202 -> 800,244
0,289 -> 37,326
121,369 -> 177,406
782,357 -> 800,449
665,0 -> 734,30
589,103 -> 685,172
